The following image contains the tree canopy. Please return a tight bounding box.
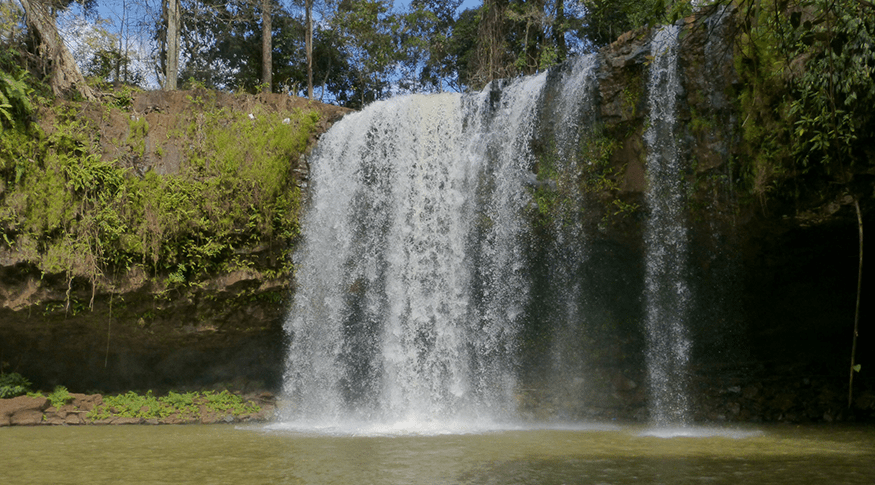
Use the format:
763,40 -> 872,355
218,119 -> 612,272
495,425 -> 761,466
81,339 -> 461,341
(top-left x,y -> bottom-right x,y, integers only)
1,0 -> 609,105
3,0 -> 875,133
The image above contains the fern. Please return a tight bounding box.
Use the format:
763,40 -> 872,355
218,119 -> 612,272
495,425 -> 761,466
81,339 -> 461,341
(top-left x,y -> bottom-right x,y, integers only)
0,372 -> 32,398
0,69 -> 34,133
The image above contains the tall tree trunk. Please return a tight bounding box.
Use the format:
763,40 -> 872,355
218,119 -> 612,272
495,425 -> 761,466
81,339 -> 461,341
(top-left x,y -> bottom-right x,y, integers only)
165,0 -> 181,90
848,196 -> 864,408
305,0 -> 313,100
17,0 -> 96,101
115,0 -> 127,88
261,0 -> 272,92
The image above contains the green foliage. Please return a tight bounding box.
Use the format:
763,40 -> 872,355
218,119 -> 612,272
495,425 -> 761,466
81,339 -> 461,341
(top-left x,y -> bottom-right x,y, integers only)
0,2 -> 24,43
0,112 -> 131,280
330,0 -> 400,107
123,106 -> 316,281
0,65 -> 34,134
0,91 -> 320,292
732,0 -> 875,202
732,0 -> 795,199
397,0 -> 464,92
155,0 -> 690,101
579,132 -> 622,193
0,372 -> 32,398
88,391 -> 173,420
444,7 -> 481,90
200,390 -> 261,414
47,386 -> 73,408
86,390 -> 261,421
580,0 -> 692,46
580,130 -> 640,222
528,124 -> 632,233
784,0 -> 875,173
464,0 -> 587,89
128,117 -> 149,157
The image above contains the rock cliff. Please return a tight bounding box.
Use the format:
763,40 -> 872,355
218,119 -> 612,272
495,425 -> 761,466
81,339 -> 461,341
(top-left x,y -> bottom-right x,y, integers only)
1,7 -> 872,422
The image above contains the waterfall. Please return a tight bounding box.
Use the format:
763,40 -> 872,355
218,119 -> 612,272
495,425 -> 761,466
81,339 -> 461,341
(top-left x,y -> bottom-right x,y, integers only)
282,72 -> 550,428
539,54 -> 601,414
643,25 -> 692,426
280,28 -> 698,430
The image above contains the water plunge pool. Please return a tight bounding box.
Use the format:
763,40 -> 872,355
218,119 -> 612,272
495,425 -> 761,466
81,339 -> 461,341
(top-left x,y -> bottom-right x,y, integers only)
3,423 -> 874,484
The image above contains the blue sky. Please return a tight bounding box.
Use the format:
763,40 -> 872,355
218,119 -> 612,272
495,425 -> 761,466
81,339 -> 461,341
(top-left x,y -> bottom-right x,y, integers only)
64,0 -> 488,90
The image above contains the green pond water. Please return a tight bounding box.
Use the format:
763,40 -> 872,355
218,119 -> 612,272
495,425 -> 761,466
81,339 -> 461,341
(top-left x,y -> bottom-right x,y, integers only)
2,423 -> 874,484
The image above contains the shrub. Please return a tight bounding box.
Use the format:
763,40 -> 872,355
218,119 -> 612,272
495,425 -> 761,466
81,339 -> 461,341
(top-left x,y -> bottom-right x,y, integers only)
0,372 -> 32,398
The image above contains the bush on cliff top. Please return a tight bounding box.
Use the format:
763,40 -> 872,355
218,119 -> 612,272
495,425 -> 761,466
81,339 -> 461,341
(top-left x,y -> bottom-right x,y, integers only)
0,76 -> 320,295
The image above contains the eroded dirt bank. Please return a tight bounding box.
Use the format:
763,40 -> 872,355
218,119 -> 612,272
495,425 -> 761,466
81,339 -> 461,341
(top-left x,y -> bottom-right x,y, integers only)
1,90 -> 350,395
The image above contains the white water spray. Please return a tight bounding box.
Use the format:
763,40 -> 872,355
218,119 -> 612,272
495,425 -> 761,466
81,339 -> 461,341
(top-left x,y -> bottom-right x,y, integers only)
281,32 -> 697,431
541,54 -> 601,411
643,25 -> 692,426
282,72 -> 548,429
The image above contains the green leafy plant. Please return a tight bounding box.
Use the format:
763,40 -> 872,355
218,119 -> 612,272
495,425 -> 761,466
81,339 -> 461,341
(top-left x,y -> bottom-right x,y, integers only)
85,390 -> 261,421
47,386 -> 73,408
0,68 -> 34,134
1,95 -> 320,297
87,391 -> 169,420
731,0 -> 874,408
127,117 -> 149,157
0,372 -> 32,398
201,390 -> 261,415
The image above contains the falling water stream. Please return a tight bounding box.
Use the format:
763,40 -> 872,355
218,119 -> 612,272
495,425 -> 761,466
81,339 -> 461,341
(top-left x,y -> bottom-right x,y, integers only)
282,72 -> 549,429
643,25 -> 692,426
280,27 -> 696,431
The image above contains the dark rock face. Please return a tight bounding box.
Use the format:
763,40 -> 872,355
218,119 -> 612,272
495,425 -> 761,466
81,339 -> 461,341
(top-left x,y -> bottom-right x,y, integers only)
517,6 -> 874,422
0,260 -> 290,393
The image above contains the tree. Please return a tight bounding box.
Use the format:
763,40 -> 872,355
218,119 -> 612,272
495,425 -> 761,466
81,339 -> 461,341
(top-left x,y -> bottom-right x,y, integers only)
175,0 -> 252,90
396,0 -> 463,93
444,6 -> 479,90
163,0 -> 181,90
304,0 -> 313,99
465,0 -> 586,89
1,1 -> 26,48
469,0 -> 512,88
59,11 -> 144,88
16,0 -> 97,100
309,17 -> 353,102
732,0 -> 874,407
169,0 -> 307,93
776,0 -> 874,408
261,0 -> 272,91
101,0 -> 155,87
327,0 -> 398,108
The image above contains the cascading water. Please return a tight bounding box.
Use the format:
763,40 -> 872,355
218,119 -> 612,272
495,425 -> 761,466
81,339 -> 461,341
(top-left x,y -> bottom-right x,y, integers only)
280,27 -> 698,431
642,24 -> 692,426
282,72 -> 549,429
536,54 -> 601,413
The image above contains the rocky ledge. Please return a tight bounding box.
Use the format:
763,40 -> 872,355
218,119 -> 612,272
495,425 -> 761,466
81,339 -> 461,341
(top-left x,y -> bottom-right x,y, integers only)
0,392 -> 277,427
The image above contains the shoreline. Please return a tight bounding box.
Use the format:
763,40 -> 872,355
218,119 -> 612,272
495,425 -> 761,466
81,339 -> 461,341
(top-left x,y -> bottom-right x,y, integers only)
0,391 -> 277,427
